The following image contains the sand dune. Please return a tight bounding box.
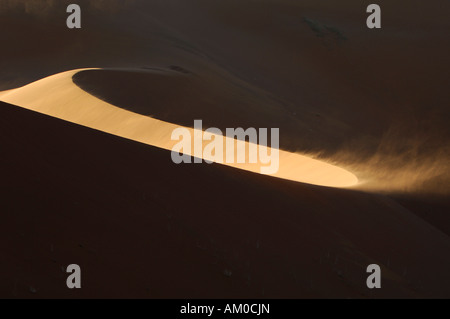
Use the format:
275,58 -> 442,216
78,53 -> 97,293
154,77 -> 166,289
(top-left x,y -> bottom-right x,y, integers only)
0,68 -> 357,188
1,101 -> 450,298
0,0 -> 448,194
0,0 -> 449,299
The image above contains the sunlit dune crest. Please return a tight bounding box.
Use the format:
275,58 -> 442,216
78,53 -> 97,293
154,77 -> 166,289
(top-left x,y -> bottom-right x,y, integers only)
0,69 -> 358,188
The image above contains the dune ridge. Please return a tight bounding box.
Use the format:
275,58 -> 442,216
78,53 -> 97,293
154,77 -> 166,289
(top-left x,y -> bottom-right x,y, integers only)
0,68 -> 358,188
0,0 -> 447,194
1,0 -> 449,299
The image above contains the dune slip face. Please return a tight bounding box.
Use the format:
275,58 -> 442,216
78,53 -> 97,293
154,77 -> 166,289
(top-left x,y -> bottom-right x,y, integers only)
3,99 -> 450,299
0,68 -> 357,188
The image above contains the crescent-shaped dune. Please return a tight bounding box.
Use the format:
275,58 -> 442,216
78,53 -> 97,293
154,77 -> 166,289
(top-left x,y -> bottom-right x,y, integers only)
1,0 -> 450,299
0,69 -> 357,188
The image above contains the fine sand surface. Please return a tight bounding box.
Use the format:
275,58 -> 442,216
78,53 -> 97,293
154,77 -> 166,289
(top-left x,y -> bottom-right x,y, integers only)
1,101 -> 450,298
0,0 -> 449,298
0,68 -> 358,188
0,0 -> 448,193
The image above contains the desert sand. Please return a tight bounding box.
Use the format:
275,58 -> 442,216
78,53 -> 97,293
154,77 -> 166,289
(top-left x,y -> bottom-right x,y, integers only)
0,0 -> 449,298
0,68 -> 358,187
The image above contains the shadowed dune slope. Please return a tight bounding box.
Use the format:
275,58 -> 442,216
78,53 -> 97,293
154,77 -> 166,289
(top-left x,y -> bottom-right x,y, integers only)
1,101 -> 450,298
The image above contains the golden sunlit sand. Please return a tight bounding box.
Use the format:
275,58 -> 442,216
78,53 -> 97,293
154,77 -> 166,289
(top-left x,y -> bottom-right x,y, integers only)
0,69 -> 357,188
